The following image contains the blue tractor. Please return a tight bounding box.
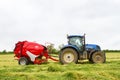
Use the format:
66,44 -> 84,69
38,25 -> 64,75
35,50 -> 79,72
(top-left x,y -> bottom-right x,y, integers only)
59,34 -> 106,64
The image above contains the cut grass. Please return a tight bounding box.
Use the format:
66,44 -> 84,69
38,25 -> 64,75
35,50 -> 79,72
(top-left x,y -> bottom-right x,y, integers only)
0,52 -> 120,80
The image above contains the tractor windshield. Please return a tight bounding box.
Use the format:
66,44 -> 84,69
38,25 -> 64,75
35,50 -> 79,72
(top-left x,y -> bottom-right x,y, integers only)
68,37 -> 84,50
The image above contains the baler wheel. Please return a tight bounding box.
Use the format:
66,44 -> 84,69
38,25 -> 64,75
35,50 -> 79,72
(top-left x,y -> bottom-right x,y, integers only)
18,57 -> 29,65
91,51 -> 106,63
59,48 -> 78,64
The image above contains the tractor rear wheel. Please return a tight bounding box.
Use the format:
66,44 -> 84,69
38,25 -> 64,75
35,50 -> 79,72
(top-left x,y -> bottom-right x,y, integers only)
18,57 -> 29,65
59,48 -> 78,64
91,51 -> 106,63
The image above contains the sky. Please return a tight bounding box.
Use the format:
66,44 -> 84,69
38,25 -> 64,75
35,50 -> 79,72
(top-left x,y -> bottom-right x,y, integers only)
0,0 -> 120,51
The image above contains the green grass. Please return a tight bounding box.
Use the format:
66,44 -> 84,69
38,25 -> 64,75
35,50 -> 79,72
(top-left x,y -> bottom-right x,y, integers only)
0,52 -> 120,80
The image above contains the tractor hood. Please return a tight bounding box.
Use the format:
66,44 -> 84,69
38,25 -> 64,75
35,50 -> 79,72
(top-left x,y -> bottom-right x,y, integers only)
85,44 -> 101,51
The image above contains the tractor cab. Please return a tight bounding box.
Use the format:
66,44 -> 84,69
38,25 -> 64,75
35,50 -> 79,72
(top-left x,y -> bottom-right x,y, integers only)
67,35 -> 85,51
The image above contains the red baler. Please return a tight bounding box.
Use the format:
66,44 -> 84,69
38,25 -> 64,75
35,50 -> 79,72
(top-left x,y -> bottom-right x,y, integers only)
14,41 -> 58,65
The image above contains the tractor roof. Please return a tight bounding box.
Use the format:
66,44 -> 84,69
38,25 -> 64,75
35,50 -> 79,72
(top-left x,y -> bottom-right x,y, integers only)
67,35 -> 84,38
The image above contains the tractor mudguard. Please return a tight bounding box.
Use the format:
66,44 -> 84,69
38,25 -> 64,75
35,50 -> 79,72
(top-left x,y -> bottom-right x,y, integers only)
61,45 -> 79,53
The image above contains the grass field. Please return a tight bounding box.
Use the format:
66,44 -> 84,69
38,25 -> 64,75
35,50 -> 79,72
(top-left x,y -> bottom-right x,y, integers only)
0,52 -> 120,80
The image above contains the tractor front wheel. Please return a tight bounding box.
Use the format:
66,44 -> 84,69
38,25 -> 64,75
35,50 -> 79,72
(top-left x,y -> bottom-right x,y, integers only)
18,57 -> 29,65
91,51 -> 106,63
59,48 -> 78,64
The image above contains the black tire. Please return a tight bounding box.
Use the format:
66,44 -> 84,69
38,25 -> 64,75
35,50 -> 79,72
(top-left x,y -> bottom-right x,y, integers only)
18,57 -> 29,65
91,51 -> 106,63
59,48 -> 78,64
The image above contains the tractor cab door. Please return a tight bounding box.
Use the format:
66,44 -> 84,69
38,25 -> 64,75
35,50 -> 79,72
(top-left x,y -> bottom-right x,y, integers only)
68,36 -> 87,60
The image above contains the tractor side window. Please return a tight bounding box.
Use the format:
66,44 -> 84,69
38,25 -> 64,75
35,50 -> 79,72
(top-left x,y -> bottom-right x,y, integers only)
69,37 -> 83,50
75,38 -> 82,47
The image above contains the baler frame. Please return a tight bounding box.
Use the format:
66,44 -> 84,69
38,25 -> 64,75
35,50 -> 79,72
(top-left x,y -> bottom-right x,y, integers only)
14,41 -> 58,65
